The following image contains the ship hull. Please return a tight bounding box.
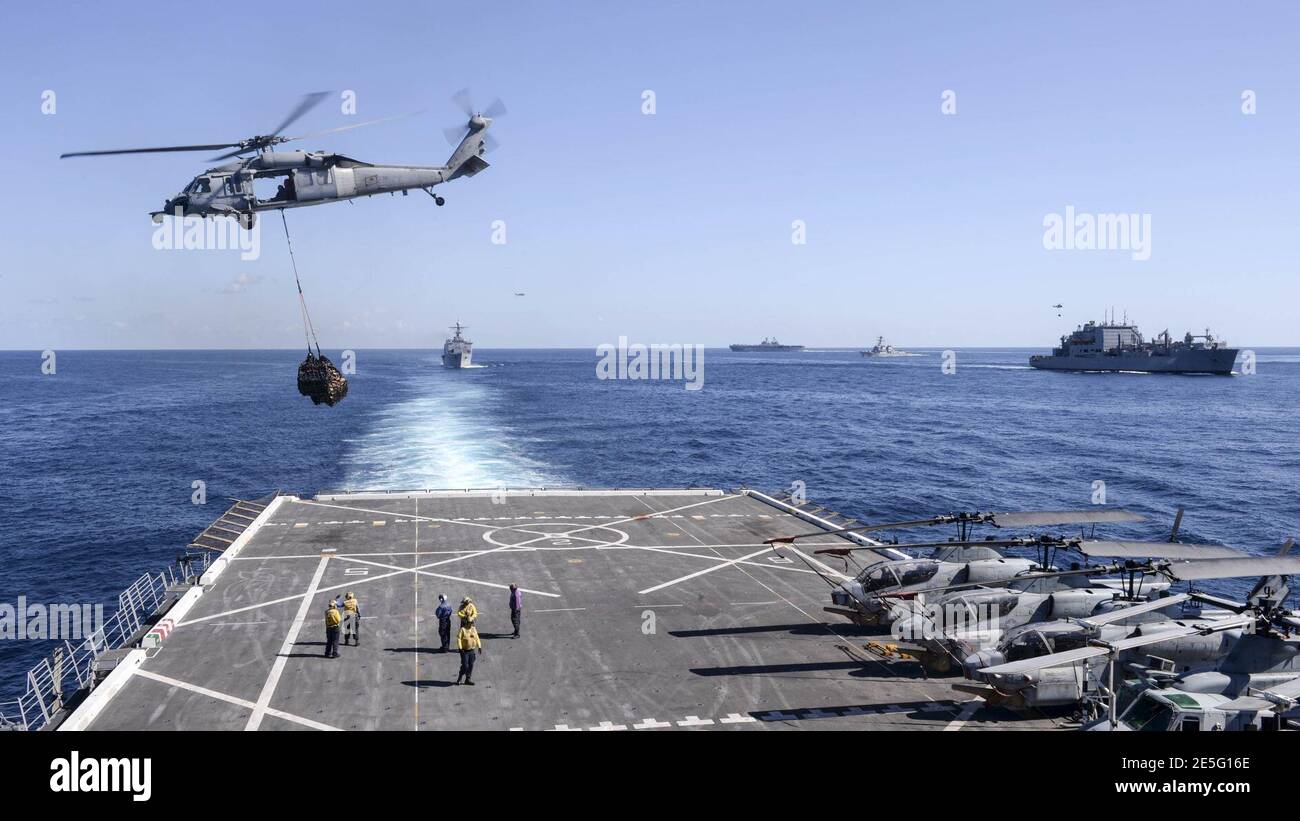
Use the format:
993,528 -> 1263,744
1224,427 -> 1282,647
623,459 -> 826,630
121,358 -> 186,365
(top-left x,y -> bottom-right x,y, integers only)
1029,348 -> 1238,375
441,347 -> 472,368
729,344 -> 804,352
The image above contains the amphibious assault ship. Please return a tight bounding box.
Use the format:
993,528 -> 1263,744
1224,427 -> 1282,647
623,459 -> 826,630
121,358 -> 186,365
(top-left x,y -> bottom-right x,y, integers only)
729,337 -> 804,352
0,487 -> 1065,732
441,322 -> 473,368
1030,319 -> 1238,375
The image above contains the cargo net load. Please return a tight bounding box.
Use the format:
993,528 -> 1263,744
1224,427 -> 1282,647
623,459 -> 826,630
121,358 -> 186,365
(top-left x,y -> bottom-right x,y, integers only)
297,352 -> 348,405
281,210 -> 347,406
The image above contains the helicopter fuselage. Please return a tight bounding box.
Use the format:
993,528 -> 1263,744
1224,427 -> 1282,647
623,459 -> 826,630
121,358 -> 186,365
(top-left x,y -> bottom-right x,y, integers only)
151,149 -> 484,227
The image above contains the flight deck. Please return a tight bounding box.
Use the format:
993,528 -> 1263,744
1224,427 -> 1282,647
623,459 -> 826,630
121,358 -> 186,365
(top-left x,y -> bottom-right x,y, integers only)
70,489 -> 1064,731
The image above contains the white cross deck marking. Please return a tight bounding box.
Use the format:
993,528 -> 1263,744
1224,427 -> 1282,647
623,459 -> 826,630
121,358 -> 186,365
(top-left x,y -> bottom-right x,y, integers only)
134,669 -> 340,731
244,555 -> 331,731
638,546 -> 775,594
333,554 -> 560,597
184,495 -> 752,628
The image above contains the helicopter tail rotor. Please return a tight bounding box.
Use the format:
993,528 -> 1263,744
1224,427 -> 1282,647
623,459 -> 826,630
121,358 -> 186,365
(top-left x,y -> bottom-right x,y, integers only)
443,89 -> 506,153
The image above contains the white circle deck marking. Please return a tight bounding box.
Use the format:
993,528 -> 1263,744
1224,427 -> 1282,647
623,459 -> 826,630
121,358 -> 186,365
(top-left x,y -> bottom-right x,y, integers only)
482,521 -> 630,550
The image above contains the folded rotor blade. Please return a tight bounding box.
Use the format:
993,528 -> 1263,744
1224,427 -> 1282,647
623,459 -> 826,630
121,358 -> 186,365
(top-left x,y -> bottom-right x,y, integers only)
990,509 -> 1144,528
1078,593 -> 1191,627
1163,556 -> 1300,582
1079,540 -> 1243,560
1218,678 -> 1300,712
979,616 -> 1254,676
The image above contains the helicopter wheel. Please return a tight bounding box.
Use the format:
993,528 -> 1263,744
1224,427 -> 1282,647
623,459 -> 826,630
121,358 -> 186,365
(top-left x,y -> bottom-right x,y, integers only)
435,196 -> 445,206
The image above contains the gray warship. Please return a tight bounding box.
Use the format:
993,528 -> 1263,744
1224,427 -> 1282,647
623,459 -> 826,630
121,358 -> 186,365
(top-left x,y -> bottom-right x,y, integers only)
861,336 -> 920,357
729,337 -> 804,352
1030,318 -> 1238,375
441,322 -> 473,368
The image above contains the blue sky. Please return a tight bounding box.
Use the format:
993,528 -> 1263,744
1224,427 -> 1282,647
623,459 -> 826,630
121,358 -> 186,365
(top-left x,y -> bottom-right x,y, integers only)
2,1 -> 1298,348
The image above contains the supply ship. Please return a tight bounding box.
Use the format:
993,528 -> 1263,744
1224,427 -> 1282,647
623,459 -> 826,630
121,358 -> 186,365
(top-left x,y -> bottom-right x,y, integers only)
441,322 -> 473,368
1029,319 -> 1238,374
729,337 -> 804,352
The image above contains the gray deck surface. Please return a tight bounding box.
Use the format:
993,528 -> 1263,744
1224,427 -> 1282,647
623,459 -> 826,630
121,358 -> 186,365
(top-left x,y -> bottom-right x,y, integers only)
86,490 -> 1062,731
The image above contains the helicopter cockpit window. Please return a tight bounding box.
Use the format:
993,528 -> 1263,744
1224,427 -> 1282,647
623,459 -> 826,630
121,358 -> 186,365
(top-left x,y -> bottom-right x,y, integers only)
1003,631 -> 1053,662
191,177 -> 211,194
858,564 -> 901,592
1125,697 -> 1173,732
895,562 -> 938,587
1049,631 -> 1089,653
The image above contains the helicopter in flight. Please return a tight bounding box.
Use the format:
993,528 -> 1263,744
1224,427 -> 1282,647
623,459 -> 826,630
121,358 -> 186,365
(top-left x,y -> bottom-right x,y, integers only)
60,90 -> 504,229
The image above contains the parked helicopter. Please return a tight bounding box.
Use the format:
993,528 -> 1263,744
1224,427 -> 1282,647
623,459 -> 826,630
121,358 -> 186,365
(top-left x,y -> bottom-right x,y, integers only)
886,529 -> 1250,674
60,90 -> 504,229
974,550 -> 1300,728
765,508 -> 1147,627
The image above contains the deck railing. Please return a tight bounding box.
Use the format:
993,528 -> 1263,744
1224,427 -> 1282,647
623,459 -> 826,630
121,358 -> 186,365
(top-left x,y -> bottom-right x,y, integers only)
0,551 -> 210,732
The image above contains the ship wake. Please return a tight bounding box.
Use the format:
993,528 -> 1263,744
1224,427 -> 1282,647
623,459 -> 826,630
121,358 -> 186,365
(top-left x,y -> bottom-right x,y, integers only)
340,374 -> 560,490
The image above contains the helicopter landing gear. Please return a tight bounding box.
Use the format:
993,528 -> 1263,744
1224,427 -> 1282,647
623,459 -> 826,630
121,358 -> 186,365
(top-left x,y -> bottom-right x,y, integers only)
237,211 -> 257,230
423,187 -> 445,206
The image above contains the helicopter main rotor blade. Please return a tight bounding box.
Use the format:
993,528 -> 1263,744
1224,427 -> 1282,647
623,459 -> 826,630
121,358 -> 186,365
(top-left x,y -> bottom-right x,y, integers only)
271,91 -> 330,138
812,537 -> 1041,555
1077,593 -> 1193,627
284,110 -> 425,143
882,564 -> 1127,598
979,616 -> 1254,676
208,146 -> 253,161
1079,540 -> 1243,560
482,98 -> 507,119
989,509 -> 1144,528
61,143 -> 241,159
767,517 -> 951,545
1162,555 -> 1300,582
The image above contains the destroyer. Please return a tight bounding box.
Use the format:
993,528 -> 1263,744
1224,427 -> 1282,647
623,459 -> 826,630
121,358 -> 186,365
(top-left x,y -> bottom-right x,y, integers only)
441,322 -> 473,368
861,336 -> 920,357
729,337 -> 804,352
1030,318 -> 1238,374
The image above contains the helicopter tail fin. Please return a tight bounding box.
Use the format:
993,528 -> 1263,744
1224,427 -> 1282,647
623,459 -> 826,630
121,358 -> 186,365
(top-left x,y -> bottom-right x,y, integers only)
445,123 -> 491,181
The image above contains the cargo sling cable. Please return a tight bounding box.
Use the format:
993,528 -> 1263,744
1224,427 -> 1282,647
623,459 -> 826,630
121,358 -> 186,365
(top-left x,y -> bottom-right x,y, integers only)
280,210 -> 348,406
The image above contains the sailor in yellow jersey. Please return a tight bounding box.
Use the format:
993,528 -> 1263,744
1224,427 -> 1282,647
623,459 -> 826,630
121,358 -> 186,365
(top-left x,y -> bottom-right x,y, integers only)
455,596 -> 482,685
342,591 -> 361,646
324,599 -> 342,659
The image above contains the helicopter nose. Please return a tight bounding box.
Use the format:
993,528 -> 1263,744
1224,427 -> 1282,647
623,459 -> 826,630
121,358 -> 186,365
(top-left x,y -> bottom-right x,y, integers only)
964,649 -> 1003,679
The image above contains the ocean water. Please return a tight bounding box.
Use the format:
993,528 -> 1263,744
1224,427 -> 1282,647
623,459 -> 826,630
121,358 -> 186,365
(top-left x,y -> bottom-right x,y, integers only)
2,347 -> 1298,696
